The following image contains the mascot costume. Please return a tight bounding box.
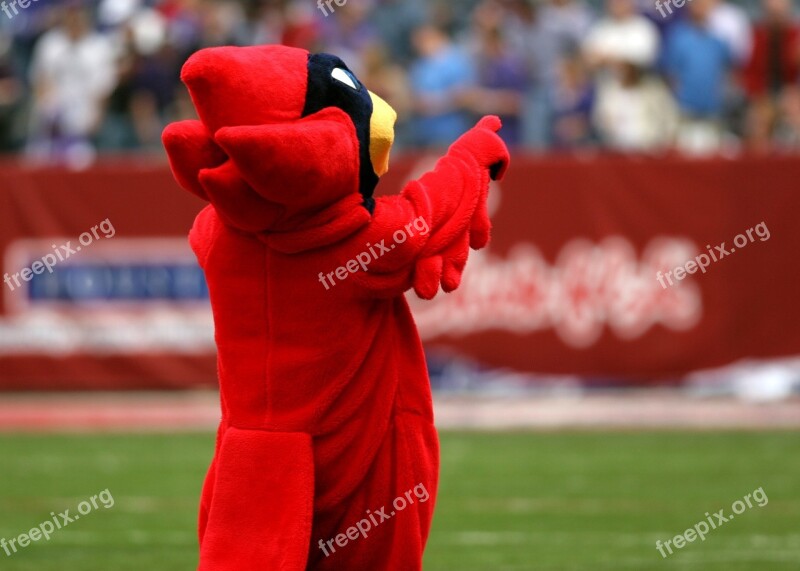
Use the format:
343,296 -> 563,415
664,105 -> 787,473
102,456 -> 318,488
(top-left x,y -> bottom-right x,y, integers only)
162,45 -> 510,570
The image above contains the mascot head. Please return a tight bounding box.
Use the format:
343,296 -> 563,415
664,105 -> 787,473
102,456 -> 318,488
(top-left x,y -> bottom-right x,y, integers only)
163,45 -> 397,233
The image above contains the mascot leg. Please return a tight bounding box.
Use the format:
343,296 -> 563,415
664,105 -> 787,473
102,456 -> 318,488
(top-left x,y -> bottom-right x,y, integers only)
197,427 -> 314,571
197,456 -> 215,545
198,421 -> 226,545
309,412 -> 439,571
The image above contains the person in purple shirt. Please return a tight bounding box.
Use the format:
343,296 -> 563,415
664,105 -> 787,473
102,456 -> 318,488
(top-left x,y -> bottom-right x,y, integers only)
462,18 -> 528,147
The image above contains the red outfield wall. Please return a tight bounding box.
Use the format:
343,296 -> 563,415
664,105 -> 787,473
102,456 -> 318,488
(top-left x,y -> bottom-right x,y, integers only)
0,154 -> 798,389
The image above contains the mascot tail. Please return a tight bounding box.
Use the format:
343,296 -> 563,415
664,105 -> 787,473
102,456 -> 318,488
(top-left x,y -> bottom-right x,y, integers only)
197,428 -> 315,571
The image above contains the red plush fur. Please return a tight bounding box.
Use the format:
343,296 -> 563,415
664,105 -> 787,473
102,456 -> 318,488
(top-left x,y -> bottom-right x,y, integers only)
163,45 -> 509,571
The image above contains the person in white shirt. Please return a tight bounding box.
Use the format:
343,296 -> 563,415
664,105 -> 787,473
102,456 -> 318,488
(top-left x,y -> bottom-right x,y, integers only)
583,0 -> 660,70
27,6 -> 116,168
592,64 -> 679,151
584,0 -> 677,151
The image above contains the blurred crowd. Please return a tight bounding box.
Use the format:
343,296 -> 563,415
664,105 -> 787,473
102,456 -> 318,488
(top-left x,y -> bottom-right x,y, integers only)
0,0 -> 799,166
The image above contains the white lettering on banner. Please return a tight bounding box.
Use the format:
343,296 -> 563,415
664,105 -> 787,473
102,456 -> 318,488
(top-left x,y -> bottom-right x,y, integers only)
408,237 -> 703,348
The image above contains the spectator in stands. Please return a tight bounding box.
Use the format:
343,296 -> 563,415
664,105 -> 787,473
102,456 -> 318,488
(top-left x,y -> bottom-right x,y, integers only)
461,2 -> 528,147
503,0 -> 594,148
195,1 -> 246,49
320,1 -> 377,74
157,0 -> 205,60
551,51 -> 596,148
238,1 -> 284,47
409,23 -> 476,148
538,0 -> 595,94
369,0 -> 426,65
663,0 -> 732,154
2,0 -> 799,156
27,5 -> 116,168
775,85 -> 800,149
102,7 -> 178,152
539,0 -> 594,53
358,41 -> 413,147
584,0 -> 660,71
592,60 -> 679,151
584,0 -> 676,150
0,30 -> 23,152
707,0 -> 753,144
743,0 -> 800,151
276,1 -> 320,51
504,0 -> 563,148
708,0 -> 754,68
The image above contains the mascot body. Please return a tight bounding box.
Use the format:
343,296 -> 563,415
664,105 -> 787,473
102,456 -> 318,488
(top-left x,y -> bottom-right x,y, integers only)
163,45 -> 509,571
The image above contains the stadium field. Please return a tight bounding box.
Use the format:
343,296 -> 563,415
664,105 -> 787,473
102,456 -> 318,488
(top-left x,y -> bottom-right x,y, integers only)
0,431 -> 798,570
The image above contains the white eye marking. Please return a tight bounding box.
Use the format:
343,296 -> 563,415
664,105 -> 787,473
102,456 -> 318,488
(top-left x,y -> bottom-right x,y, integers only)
331,67 -> 358,90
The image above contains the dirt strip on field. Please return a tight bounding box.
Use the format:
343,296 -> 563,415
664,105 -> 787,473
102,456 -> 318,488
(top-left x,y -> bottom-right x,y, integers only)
0,391 -> 798,432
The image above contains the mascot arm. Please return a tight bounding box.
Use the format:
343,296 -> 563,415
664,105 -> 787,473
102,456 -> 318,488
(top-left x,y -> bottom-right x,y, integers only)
350,116 -> 510,299
163,109 -> 360,235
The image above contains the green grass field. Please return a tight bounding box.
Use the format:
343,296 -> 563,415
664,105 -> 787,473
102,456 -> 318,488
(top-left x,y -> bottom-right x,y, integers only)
0,431 -> 798,570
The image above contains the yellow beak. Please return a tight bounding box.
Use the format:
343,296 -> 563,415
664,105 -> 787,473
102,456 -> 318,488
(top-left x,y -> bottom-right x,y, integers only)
368,91 -> 397,177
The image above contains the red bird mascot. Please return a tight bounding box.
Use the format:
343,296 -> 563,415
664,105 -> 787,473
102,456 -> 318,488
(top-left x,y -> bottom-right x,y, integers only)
162,45 -> 509,571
